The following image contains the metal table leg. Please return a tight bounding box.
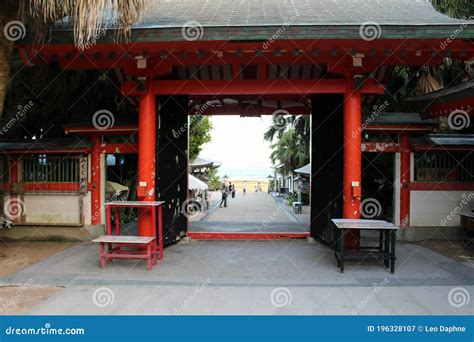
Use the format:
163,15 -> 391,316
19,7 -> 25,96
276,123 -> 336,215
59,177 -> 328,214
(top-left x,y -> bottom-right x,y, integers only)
390,229 -> 396,273
339,228 -> 345,273
383,230 -> 390,268
378,230 -> 384,252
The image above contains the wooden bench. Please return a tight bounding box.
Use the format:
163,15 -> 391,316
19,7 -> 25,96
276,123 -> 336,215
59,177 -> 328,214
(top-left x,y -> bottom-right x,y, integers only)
93,201 -> 165,271
92,235 -> 157,271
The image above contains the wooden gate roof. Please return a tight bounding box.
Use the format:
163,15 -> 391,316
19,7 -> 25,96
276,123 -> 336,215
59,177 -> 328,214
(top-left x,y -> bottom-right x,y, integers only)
49,0 -> 474,42
131,0 -> 468,27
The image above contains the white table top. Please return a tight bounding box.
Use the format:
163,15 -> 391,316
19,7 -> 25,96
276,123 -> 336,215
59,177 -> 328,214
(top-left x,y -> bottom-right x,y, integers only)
331,219 -> 398,230
92,235 -> 155,243
105,201 -> 165,207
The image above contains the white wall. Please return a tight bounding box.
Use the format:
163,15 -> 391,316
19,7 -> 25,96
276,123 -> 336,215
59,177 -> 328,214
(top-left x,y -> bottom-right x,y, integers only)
83,192 -> 92,225
100,153 -> 106,224
1,192 -> 91,226
410,191 -> 474,227
23,193 -> 83,225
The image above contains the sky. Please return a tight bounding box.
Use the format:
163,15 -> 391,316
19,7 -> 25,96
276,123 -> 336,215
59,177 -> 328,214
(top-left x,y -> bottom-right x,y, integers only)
200,115 -> 274,180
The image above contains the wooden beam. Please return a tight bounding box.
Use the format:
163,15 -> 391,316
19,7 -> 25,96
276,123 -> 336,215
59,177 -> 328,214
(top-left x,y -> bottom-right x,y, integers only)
122,79 -> 384,96
362,142 -> 401,153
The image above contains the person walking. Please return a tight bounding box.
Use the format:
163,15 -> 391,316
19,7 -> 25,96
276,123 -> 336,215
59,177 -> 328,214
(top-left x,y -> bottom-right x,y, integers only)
219,186 -> 228,208
242,181 -> 247,195
231,184 -> 236,198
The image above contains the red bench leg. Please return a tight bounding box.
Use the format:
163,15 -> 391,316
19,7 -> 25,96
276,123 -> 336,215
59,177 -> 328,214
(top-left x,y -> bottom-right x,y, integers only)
99,243 -> 105,269
147,244 -> 152,271
153,240 -> 158,265
107,243 -> 113,263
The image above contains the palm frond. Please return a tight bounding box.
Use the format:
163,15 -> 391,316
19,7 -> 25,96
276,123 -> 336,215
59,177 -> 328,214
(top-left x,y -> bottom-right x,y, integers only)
29,0 -> 150,49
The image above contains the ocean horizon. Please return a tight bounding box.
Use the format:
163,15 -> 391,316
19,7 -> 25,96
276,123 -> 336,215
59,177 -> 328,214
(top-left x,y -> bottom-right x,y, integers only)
217,166 -> 274,180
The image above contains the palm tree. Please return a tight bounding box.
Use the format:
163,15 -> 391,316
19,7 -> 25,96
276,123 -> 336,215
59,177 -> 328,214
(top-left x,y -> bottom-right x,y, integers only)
0,2 -> 21,117
264,115 -> 310,145
270,128 -> 309,172
266,113 -> 310,173
378,2 -> 473,112
265,114 -> 310,167
0,0 -> 150,117
431,0 -> 473,19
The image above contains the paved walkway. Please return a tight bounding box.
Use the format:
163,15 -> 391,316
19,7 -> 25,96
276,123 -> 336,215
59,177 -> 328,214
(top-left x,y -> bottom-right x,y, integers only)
190,192 -> 309,233
2,240 -> 472,315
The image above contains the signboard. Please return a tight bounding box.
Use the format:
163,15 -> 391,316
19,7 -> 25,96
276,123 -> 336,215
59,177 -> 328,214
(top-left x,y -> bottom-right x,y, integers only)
79,156 -> 88,193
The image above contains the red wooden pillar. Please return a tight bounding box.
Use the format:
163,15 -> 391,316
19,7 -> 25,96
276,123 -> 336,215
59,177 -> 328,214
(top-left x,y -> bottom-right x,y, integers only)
9,159 -> 19,184
343,86 -> 362,249
8,158 -> 19,223
91,135 -> 101,225
400,134 -> 411,227
137,89 -> 156,236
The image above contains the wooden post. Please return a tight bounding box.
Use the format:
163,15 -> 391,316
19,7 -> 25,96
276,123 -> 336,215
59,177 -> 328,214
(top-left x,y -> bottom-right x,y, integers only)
400,134 -> 411,227
343,85 -> 362,249
137,88 -> 156,236
91,135 -> 101,225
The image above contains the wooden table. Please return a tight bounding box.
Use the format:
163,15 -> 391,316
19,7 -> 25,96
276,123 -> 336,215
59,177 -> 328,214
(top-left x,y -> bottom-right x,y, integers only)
92,201 -> 164,271
331,219 -> 399,274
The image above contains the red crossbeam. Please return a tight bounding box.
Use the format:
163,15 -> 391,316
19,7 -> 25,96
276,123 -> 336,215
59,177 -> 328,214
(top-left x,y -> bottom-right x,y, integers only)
122,79 -> 384,97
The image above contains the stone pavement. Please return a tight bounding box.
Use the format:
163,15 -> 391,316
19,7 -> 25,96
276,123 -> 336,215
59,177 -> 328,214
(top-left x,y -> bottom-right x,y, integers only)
1,239 -> 472,315
190,192 -> 309,233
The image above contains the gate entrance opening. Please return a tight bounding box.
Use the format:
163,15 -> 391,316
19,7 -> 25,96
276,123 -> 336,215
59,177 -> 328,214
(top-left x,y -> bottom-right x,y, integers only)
187,115 -> 311,239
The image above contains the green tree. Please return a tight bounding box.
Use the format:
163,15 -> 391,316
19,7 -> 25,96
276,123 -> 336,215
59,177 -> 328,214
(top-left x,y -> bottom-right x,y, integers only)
264,114 -> 310,171
269,127 -> 309,172
207,168 -> 221,191
189,116 -> 213,162
377,2 -> 474,113
431,0 -> 473,19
